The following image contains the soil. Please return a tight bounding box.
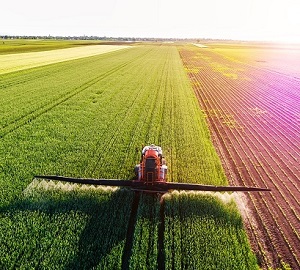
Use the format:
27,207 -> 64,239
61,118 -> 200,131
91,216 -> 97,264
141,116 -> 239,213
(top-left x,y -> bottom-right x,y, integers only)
179,44 -> 300,269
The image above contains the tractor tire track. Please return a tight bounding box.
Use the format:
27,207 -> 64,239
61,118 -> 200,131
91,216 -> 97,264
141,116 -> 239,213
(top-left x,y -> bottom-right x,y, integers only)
157,194 -> 166,270
0,61 -> 130,138
121,191 -> 141,270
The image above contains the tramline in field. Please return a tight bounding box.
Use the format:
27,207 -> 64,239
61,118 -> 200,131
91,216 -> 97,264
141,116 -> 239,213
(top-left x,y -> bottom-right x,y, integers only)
35,144 -> 270,193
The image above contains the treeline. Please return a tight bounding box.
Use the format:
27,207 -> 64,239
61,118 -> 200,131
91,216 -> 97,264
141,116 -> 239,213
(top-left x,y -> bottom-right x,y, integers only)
1,35 -> 218,43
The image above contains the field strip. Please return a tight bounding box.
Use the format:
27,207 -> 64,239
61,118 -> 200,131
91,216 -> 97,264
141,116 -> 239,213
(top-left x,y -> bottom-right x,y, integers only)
0,45 -> 131,75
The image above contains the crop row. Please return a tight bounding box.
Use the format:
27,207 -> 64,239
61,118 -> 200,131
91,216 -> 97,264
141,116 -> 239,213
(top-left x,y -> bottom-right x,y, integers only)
183,47 -> 300,266
179,44 -> 300,269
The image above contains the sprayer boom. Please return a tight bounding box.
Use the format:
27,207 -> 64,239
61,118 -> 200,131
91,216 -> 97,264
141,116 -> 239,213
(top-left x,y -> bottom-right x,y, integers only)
35,144 -> 270,193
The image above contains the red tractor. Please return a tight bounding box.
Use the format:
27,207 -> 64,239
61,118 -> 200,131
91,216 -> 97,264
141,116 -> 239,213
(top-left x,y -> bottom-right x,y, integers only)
134,144 -> 167,184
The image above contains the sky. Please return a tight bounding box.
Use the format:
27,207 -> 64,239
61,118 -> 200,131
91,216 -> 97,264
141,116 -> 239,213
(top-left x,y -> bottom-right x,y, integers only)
1,0 -> 300,43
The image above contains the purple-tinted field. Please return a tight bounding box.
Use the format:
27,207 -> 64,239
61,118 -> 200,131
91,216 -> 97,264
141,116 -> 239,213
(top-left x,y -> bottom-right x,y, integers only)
180,43 -> 300,269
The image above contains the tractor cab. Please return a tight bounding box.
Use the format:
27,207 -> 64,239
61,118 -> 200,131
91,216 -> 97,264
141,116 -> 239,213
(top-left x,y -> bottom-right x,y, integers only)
135,144 -> 167,184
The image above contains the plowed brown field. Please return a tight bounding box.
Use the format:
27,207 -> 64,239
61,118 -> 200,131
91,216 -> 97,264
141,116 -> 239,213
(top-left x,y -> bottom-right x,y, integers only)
179,43 -> 300,269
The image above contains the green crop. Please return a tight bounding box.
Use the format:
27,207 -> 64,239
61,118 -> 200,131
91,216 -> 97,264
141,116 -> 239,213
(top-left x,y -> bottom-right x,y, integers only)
164,191 -> 258,270
0,43 -> 257,268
